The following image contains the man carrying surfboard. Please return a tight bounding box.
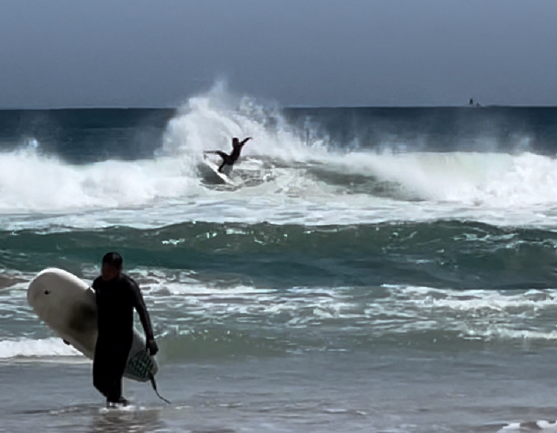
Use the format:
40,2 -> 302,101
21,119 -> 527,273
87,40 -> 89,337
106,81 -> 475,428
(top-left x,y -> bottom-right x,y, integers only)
204,136 -> 252,172
91,252 -> 158,407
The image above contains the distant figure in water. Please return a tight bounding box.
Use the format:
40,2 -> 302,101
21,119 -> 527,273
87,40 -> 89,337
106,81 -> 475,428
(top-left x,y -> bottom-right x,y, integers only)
204,137 -> 252,172
469,98 -> 482,108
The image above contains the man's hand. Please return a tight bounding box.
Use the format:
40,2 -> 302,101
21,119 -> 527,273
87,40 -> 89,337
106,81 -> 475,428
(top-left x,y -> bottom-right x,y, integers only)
146,338 -> 159,356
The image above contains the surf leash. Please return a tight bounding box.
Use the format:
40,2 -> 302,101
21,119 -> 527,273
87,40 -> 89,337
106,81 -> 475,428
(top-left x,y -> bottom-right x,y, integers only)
149,373 -> 171,405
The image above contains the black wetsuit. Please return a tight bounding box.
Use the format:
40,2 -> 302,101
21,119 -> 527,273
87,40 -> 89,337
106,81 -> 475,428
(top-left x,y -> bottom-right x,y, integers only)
215,142 -> 245,172
92,273 -> 154,403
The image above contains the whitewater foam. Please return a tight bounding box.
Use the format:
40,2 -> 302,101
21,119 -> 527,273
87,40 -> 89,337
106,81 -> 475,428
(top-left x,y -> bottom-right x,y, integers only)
4,265 -> 557,359
127,273 -> 557,345
323,150 -> 557,206
2,84 -> 557,230
0,145 -> 199,212
0,338 -> 82,359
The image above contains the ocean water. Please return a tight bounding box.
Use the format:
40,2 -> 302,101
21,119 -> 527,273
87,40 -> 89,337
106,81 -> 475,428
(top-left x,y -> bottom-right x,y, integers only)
2,87 -> 557,432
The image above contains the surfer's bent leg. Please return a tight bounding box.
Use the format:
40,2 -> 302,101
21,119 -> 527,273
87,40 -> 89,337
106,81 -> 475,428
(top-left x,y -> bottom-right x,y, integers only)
215,152 -> 233,172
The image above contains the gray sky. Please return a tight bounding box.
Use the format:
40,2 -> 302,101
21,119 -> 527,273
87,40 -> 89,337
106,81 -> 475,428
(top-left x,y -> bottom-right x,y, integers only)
1,0 -> 557,108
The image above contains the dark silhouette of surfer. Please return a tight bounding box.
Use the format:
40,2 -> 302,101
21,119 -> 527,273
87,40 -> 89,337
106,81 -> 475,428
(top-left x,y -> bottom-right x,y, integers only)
91,252 -> 158,407
469,98 -> 482,107
204,137 -> 252,172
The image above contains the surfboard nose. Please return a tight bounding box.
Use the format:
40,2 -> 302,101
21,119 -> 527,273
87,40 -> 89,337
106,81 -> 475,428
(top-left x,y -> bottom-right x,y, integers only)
27,268 -> 63,308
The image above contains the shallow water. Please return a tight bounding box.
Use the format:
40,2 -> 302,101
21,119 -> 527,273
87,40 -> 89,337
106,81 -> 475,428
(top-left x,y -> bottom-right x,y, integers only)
3,349 -> 557,433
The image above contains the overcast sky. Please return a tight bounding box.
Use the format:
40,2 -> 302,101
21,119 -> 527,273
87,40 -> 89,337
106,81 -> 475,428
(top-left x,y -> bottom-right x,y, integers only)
1,0 -> 557,108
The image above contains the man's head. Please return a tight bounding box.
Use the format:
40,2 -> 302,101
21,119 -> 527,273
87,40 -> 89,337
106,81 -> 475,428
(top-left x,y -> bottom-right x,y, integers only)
101,252 -> 123,281
232,137 -> 239,146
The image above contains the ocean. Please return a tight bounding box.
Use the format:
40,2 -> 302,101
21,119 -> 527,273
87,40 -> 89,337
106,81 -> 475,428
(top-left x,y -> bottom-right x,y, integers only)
2,89 -> 557,432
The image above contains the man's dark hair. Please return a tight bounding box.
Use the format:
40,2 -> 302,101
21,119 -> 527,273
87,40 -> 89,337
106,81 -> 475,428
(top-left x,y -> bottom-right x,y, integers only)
102,252 -> 123,268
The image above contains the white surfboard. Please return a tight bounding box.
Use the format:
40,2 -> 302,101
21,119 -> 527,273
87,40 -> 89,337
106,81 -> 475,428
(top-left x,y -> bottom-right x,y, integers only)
27,268 -> 159,383
202,154 -> 236,186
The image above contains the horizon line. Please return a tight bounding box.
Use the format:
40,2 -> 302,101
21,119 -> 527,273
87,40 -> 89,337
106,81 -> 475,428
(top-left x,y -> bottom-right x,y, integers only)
1,104 -> 557,110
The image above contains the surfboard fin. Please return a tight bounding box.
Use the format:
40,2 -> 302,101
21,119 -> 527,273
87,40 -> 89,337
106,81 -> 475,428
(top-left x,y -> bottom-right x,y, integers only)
149,374 -> 171,405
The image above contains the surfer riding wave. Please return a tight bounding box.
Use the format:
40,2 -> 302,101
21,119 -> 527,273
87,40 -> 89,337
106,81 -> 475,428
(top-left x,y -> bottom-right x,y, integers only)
204,137 -> 252,172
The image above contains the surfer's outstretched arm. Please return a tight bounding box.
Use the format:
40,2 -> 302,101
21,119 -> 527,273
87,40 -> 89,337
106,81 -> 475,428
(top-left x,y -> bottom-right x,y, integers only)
240,137 -> 252,146
130,280 -> 158,355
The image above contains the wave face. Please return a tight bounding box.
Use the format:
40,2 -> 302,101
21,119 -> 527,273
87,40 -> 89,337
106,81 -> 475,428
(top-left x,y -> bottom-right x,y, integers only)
2,84 -> 557,361
1,221 -> 556,289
